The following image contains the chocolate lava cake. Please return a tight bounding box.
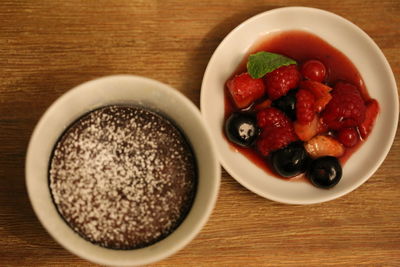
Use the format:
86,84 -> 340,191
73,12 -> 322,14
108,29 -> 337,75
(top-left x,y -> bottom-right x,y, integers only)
49,105 -> 197,249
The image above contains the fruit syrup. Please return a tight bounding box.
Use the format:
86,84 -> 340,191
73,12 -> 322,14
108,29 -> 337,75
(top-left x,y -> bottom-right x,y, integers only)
223,30 -> 376,180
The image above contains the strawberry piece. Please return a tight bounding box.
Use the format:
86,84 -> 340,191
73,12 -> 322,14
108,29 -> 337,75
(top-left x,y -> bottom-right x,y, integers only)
296,89 -> 316,124
254,99 -> 272,111
358,99 -> 379,139
300,80 -> 332,112
264,65 -> 301,100
322,82 -> 366,130
305,135 -> 345,159
256,126 -> 298,156
294,115 -> 326,141
227,72 -> 266,109
256,107 -> 291,129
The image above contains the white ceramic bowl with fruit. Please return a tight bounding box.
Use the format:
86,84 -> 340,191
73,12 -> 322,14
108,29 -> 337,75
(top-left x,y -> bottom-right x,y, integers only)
26,75 -> 221,266
201,7 -> 398,204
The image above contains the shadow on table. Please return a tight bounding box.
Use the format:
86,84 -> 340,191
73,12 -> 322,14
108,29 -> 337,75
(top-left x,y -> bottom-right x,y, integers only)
0,117 -> 67,262
183,5 -> 281,198
0,70 -> 110,264
183,5 -> 281,108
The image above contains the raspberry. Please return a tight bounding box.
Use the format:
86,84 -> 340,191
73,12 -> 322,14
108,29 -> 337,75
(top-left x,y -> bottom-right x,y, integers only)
333,81 -> 360,96
322,82 -> 366,130
264,65 -> 301,100
296,89 -> 316,124
256,125 -> 298,156
227,72 -> 266,109
256,107 -> 291,129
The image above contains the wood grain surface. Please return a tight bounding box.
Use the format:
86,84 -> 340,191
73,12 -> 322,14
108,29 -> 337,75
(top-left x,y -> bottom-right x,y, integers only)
1,0 -> 399,266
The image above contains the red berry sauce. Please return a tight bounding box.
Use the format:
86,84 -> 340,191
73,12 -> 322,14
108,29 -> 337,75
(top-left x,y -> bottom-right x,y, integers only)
224,30 -> 379,179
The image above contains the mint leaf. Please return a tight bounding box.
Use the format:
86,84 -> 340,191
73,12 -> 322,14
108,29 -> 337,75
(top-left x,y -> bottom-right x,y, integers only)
247,51 -> 297,79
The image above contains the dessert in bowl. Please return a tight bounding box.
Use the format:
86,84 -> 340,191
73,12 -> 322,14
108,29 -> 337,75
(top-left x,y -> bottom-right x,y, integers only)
201,7 -> 398,204
26,75 -> 220,266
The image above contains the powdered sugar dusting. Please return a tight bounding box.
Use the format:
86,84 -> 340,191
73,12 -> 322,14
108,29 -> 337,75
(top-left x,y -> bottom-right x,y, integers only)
49,106 -> 197,249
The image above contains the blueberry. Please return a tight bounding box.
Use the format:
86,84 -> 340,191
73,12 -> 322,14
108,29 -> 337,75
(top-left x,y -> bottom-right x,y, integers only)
271,142 -> 310,177
306,156 -> 342,189
225,112 -> 258,147
272,89 -> 297,120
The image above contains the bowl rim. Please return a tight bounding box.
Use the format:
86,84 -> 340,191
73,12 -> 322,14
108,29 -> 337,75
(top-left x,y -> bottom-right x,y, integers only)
200,6 -> 399,204
25,74 -> 221,266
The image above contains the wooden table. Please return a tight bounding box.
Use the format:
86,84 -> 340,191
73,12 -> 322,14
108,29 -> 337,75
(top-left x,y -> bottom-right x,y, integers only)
1,1 -> 399,266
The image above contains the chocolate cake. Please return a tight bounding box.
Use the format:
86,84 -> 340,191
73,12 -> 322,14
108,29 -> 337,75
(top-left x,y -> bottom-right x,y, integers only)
49,105 -> 197,249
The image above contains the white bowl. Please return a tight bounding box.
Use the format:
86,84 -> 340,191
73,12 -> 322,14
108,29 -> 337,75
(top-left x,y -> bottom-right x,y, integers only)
201,7 -> 398,204
26,75 -> 221,266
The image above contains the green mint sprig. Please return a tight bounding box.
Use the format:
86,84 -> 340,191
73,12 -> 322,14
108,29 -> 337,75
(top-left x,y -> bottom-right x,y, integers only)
247,51 -> 297,79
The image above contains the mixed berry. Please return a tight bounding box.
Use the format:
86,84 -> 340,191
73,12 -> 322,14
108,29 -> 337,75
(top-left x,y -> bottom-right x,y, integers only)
224,49 -> 379,189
